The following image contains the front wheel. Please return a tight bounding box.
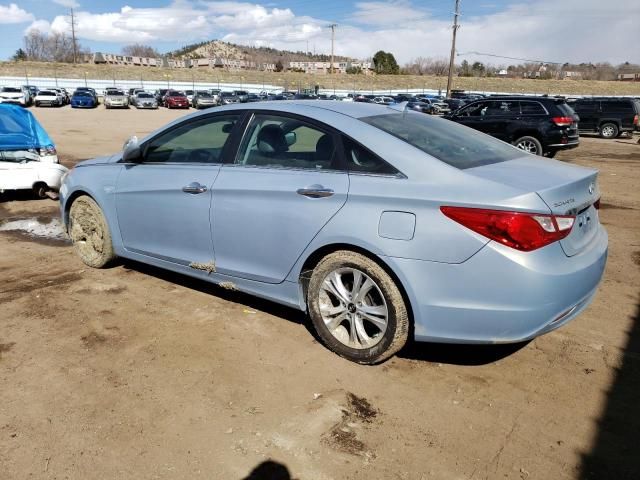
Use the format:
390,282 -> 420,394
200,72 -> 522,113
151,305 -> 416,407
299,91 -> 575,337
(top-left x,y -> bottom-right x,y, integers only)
599,122 -> 618,139
514,136 -> 543,156
68,196 -> 116,268
307,251 -> 409,364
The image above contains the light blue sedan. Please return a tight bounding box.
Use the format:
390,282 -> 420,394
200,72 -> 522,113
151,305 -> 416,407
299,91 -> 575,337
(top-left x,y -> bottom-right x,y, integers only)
59,101 -> 607,363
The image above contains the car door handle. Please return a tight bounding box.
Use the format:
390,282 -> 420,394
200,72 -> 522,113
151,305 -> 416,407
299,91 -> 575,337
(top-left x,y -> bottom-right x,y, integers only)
182,182 -> 207,194
297,186 -> 334,198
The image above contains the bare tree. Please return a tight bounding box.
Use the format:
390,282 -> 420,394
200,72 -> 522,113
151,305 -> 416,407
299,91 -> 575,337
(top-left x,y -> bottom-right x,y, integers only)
121,44 -> 160,58
23,29 -> 88,63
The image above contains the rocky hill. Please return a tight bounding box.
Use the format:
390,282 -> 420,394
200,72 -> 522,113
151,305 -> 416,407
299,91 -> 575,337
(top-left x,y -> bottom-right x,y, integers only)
168,39 -> 355,64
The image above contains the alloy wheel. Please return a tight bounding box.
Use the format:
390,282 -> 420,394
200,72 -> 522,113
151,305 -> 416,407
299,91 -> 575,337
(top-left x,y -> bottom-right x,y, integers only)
318,267 -> 388,349
516,140 -> 539,154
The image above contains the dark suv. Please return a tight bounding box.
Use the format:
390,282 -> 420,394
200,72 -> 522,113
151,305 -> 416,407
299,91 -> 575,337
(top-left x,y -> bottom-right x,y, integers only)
569,97 -> 640,139
444,96 -> 579,157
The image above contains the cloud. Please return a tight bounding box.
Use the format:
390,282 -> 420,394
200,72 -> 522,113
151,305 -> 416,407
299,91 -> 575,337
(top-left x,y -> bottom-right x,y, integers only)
25,19 -> 52,34
22,0 -> 640,65
0,3 -> 35,24
53,0 -> 80,8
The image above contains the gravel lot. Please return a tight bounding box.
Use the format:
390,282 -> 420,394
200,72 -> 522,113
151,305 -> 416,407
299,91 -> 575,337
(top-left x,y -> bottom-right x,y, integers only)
1,106 -> 639,479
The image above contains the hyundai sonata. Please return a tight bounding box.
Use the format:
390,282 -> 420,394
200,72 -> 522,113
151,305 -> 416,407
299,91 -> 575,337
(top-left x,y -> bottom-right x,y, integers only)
59,102 -> 607,363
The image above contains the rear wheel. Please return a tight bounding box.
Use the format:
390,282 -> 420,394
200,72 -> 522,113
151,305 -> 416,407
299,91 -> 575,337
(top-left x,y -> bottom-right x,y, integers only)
514,136 -> 543,156
599,122 -> 618,139
307,251 -> 409,364
68,196 -> 115,268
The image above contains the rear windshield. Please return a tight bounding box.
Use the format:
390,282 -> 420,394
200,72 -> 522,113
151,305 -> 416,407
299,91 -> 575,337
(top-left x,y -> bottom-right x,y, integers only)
556,102 -> 576,116
39,91 -> 56,96
361,111 -> 522,169
2,87 -> 22,93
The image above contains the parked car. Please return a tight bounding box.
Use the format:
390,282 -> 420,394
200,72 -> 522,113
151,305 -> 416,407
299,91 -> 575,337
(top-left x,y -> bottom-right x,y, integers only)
58,88 -> 71,105
443,98 -> 466,111
104,89 -> 129,109
373,96 -> 395,105
569,97 -> 640,138
233,90 -> 249,103
0,104 -> 66,197
219,92 -> 240,105
0,87 -> 29,106
133,92 -> 158,109
59,102 -> 607,364
444,96 -> 579,157
192,91 -> 217,109
184,90 -> 195,104
75,87 -> 98,101
34,90 -> 64,107
208,89 -> 222,104
407,101 -> 438,115
154,89 -> 169,105
246,93 -> 262,103
70,90 -> 98,108
128,88 -> 145,99
163,91 -> 190,109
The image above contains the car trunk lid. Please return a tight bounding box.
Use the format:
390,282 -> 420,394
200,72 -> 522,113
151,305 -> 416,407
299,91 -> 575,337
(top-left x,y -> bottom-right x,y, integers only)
467,156 -> 600,256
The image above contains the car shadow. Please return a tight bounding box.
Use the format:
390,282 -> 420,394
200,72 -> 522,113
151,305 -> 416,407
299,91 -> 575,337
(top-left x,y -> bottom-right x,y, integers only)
398,339 -> 529,366
0,191 -> 46,203
579,296 -> 640,479
120,259 -> 309,329
121,259 -> 529,367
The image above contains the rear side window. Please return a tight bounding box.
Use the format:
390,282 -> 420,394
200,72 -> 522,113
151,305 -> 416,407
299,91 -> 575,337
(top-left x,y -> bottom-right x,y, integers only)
574,101 -> 597,113
362,112 -> 522,169
342,136 -> 399,175
556,102 -> 576,116
519,101 -> 546,115
601,101 -> 634,114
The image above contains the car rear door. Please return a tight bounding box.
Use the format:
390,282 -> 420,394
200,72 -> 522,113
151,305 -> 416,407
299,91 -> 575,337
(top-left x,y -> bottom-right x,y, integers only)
115,112 -> 242,270
211,111 -> 349,284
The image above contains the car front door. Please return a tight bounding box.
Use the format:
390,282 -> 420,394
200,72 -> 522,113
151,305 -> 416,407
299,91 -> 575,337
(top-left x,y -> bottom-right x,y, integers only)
211,112 -> 349,284
451,101 -> 492,134
573,100 -> 598,131
115,112 -> 242,271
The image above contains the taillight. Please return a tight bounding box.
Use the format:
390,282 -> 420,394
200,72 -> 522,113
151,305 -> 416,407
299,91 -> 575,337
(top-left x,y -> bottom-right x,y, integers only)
552,116 -> 573,127
633,114 -> 638,126
440,206 -> 575,252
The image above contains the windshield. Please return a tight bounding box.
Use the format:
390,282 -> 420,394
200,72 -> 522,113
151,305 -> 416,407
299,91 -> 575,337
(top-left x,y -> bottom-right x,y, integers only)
197,93 -> 212,98
109,91 -> 125,95
362,111 -> 522,169
138,93 -> 153,98
74,92 -> 92,97
2,87 -> 22,93
168,91 -> 185,97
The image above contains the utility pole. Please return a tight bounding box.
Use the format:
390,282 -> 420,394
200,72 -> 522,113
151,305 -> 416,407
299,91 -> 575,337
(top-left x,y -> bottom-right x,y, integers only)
70,7 -> 78,64
328,24 -> 337,74
445,0 -> 461,98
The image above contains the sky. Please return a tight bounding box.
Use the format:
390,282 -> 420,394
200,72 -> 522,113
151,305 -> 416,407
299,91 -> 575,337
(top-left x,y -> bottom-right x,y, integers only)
1,0 -> 638,65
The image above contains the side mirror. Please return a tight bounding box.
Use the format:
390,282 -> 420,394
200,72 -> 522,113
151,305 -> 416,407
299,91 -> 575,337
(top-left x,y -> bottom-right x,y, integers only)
122,136 -> 142,163
284,131 -> 297,146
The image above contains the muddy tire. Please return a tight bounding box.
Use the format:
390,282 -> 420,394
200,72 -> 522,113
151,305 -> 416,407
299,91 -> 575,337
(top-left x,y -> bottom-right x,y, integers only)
33,183 -> 48,199
68,195 -> 115,268
307,250 -> 409,364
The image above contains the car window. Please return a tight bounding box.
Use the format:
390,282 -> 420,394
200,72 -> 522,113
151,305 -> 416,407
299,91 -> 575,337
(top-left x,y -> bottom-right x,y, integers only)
482,100 -> 519,116
601,101 -> 634,114
236,114 -> 338,170
144,114 -> 240,164
342,136 -> 399,175
458,101 -> 489,116
519,101 -> 546,115
362,112 -> 522,169
574,101 -> 597,113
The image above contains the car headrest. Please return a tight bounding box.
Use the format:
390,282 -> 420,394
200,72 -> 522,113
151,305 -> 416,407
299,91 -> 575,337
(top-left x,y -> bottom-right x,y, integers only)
257,125 -> 288,155
315,134 -> 335,160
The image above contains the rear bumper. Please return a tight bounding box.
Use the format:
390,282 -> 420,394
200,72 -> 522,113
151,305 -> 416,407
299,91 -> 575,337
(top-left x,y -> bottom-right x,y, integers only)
384,224 -> 608,344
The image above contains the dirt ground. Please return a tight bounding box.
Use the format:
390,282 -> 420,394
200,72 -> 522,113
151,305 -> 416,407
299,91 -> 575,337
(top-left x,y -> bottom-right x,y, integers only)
1,106 -> 639,480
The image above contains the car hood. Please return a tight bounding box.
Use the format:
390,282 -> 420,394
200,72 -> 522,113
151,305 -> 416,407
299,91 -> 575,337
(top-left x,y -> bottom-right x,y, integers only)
76,154 -> 119,167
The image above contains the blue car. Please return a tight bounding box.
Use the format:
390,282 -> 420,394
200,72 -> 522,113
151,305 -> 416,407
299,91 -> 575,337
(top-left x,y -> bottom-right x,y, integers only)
59,102 -> 607,363
70,91 -> 97,108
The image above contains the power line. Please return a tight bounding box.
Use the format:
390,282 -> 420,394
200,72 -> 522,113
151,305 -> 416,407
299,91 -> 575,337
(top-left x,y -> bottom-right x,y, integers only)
446,0 -> 461,98
457,51 -> 563,65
